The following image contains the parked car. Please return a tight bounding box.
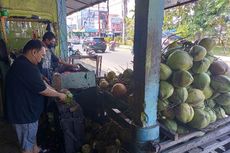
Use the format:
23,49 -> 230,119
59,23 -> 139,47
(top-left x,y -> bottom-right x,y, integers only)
82,37 -> 107,53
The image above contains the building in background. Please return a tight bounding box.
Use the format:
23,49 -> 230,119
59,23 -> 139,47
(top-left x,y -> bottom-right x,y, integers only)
66,0 -> 134,39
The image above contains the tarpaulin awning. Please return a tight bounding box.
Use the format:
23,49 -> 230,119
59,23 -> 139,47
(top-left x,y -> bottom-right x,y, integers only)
0,0 -> 58,22
66,0 -> 106,15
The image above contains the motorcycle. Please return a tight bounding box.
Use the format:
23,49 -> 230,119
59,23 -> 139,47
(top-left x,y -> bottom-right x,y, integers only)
109,41 -> 116,51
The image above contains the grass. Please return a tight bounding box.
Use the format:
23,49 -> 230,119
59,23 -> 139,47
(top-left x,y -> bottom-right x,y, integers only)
212,46 -> 230,57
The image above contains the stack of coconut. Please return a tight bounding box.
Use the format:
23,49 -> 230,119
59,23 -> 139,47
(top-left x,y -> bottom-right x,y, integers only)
158,38 -> 230,134
98,69 -> 134,102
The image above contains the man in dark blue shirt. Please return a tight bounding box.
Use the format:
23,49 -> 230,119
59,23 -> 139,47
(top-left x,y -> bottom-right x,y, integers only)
5,40 -> 66,153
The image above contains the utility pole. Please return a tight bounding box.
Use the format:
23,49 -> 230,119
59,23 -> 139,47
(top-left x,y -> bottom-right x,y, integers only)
98,4 -> 101,37
122,0 -> 127,44
107,0 -> 109,32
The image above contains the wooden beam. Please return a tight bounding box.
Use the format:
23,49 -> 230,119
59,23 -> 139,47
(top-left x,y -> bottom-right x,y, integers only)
133,0 -> 164,152
73,0 -> 89,5
162,123 -> 230,153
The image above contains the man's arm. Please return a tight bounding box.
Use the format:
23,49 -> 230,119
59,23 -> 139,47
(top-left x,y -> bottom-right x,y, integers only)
58,59 -> 79,68
51,50 -> 79,68
40,81 -> 66,101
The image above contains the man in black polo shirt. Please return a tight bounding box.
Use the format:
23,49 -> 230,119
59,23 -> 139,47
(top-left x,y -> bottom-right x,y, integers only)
5,40 -> 66,153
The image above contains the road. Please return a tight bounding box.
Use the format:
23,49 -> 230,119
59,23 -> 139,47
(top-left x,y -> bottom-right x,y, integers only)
72,45 -> 134,76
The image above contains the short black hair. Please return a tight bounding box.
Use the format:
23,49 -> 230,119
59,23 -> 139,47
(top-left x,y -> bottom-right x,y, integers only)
22,39 -> 45,54
42,31 -> 56,41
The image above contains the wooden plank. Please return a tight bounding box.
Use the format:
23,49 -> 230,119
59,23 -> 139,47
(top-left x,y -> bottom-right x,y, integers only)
218,135 -> 230,141
157,131 -> 205,151
106,108 -> 134,129
159,121 -> 204,141
224,142 -> 230,150
199,140 -> 219,150
200,137 -> 230,153
162,123 -> 230,153
187,148 -> 203,153
217,146 -> 226,152
210,151 -> 218,153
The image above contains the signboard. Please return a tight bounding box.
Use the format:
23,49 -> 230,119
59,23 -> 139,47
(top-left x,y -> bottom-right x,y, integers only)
110,17 -> 123,33
164,0 -> 198,9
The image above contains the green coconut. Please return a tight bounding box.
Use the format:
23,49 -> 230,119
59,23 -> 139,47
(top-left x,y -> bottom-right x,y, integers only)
159,81 -> 174,100
214,92 -> 230,106
186,88 -> 205,106
123,68 -> 133,79
160,63 -> 172,80
192,73 -> 211,90
192,58 -> 211,74
213,106 -> 226,119
106,71 -> 116,81
164,48 -> 182,59
211,75 -> 230,93
202,86 -> 214,100
169,87 -> 188,105
189,45 -> 207,61
225,67 -> 230,78
192,101 -> 205,110
166,50 -> 193,71
157,99 -> 169,111
99,79 -> 109,89
205,99 -> 216,108
175,103 -> 194,123
172,70 -> 194,88
177,125 -> 190,135
204,107 -> 217,123
188,109 -> 210,129
209,60 -> 228,76
198,38 -> 216,52
161,119 -> 177,133
222,105 -> 230,115
161,108 -> 175,120
205,52 -> 216,63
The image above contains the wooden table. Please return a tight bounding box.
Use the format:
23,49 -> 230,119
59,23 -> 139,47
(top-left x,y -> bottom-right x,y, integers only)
68,55 -> 102,77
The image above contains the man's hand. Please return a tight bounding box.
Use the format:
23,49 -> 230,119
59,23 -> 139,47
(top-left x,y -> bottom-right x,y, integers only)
58,93 -> 67,102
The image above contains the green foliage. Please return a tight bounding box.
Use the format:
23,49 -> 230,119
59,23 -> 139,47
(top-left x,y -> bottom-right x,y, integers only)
125,17 -> 135,41
114,36 -> 122,44
164,0 -> 230,44
104,37 -> 113,43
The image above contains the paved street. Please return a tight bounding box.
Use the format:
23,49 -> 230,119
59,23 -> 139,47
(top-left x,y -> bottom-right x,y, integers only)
71,44 -> 134,76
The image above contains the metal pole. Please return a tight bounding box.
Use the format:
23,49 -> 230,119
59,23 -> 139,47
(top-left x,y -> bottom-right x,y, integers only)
98,4 -> 101,37
107,0 -> 109,32
133,0 -> 164,152
122,0 -> 127,44
57,0 -> 68,59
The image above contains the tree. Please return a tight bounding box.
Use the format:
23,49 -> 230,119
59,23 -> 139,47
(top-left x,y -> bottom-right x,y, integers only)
163,0 -> 230,44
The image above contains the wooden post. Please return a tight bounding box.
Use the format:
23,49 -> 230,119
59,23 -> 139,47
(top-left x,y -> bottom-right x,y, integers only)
57,0 -> 68,59
133,0 -> 164,152
0,16 -> 8,43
